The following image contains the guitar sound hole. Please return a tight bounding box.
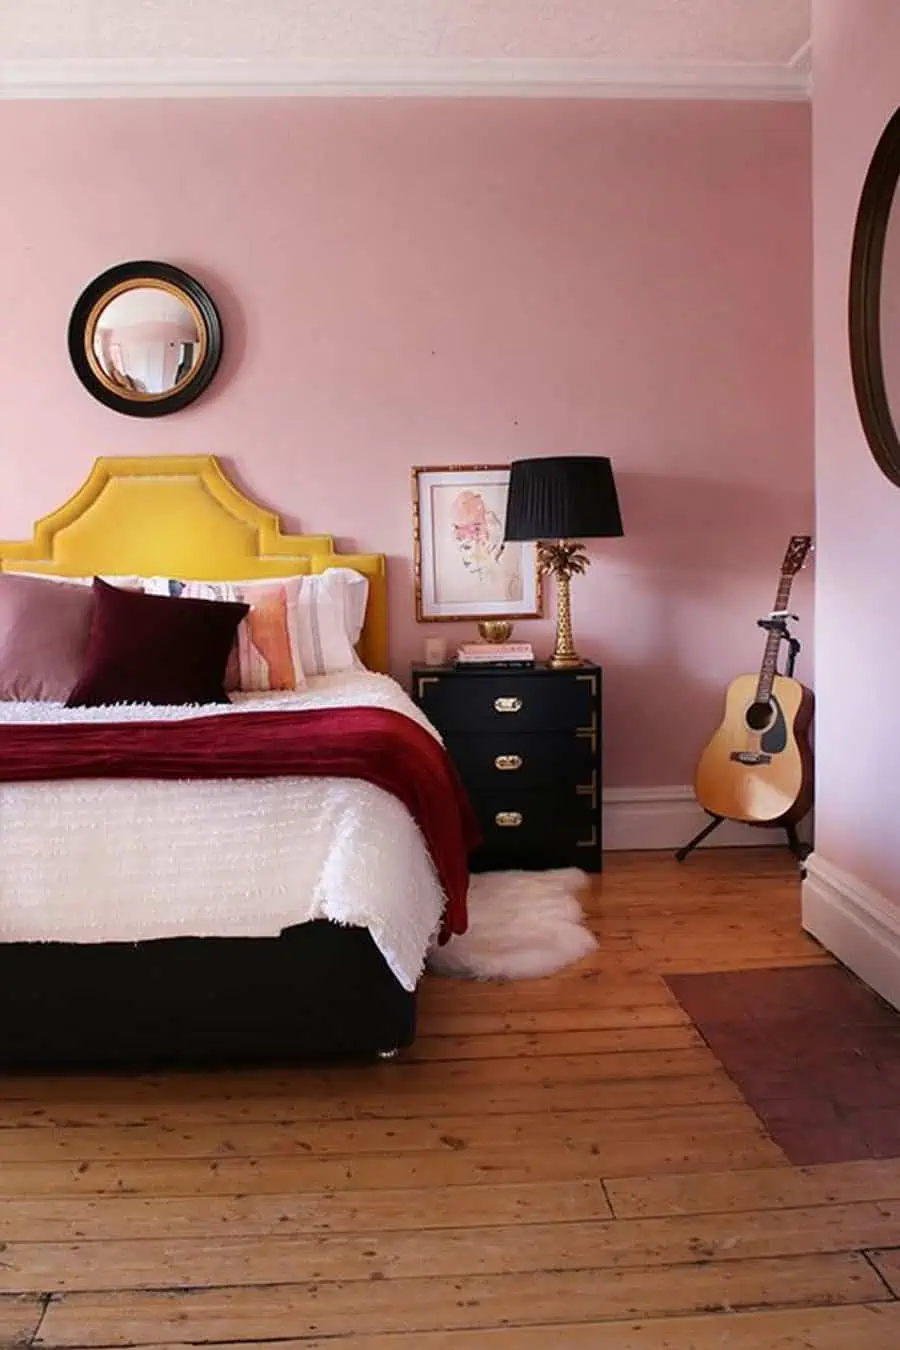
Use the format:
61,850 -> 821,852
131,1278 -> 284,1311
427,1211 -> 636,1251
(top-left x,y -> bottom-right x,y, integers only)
745,700 -> 774,732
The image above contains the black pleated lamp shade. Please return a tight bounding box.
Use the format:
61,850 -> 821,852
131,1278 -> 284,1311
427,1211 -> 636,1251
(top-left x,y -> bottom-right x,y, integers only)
503,456 -> 624,542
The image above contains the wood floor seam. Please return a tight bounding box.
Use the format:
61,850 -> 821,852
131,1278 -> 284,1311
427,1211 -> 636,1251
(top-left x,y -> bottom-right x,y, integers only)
26,1293 -> 53,1350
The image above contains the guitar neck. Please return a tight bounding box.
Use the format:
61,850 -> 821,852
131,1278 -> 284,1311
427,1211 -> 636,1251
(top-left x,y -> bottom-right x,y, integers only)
755,574 -> 796,703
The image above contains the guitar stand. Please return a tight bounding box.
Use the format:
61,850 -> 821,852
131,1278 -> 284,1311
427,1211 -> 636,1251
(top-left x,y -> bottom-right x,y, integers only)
675,613 -> 810,865
674,813 -> 810,863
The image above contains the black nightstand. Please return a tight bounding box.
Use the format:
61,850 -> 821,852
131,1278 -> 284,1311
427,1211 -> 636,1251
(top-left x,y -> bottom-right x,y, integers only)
411,662 -> 602,872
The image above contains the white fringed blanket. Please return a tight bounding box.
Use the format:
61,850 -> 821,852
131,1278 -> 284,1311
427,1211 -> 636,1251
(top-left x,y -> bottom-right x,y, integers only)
0,672 -> 446,991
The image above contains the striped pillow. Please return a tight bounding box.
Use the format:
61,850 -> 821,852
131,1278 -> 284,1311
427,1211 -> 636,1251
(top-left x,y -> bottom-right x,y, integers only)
294,569 -> 369,675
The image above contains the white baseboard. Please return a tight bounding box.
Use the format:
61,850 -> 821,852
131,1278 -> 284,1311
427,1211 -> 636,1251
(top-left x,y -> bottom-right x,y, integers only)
801,853 -> 900,1013
602,785 -> 810,853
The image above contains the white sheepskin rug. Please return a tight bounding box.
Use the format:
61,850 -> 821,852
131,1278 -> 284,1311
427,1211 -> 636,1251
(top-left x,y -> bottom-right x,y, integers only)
428,868 -> 597,981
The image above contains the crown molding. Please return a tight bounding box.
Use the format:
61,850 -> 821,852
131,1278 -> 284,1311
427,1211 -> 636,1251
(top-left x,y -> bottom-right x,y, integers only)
0,56 -> 811,102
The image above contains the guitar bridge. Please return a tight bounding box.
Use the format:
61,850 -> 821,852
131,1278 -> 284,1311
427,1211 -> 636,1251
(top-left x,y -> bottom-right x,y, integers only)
730,751 -> 773,766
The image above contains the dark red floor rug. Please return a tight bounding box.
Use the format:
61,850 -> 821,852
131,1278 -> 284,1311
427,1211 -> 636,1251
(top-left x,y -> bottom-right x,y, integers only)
665,965 -> 900,1164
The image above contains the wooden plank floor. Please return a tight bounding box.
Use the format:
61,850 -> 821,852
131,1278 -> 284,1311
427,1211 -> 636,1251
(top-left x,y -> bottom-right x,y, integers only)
4,849 -> 900,1348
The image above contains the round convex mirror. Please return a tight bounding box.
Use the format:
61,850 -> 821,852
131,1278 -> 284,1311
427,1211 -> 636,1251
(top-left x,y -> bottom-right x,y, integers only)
68,262 -> 222,417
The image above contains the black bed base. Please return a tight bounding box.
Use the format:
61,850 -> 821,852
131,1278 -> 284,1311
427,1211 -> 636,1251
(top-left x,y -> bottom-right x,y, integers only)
0,921 -> 416,1069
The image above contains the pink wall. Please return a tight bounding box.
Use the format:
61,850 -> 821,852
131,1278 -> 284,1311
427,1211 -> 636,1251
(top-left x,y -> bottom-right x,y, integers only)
0,97 -> 812,786
812,1 -> 900,895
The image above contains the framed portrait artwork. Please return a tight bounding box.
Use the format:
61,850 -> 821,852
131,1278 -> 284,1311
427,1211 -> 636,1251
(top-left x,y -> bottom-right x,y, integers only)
412,465 -> 543,622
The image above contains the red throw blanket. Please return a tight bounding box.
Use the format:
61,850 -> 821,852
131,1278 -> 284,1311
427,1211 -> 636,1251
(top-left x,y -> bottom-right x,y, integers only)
0,707 -> 478,942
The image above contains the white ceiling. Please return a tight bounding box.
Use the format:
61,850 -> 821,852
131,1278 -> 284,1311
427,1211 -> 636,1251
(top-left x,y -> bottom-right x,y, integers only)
0,0 -> 812,99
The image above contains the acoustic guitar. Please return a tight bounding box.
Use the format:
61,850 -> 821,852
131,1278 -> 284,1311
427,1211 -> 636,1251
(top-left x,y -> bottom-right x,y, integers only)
694,535 -> 814,826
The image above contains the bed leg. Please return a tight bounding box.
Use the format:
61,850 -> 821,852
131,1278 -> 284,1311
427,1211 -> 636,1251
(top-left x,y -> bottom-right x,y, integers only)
377,1047 -> 400,1061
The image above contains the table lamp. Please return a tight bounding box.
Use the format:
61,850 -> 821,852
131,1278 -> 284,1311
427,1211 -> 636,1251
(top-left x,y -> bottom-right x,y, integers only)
503,455 -> 624,668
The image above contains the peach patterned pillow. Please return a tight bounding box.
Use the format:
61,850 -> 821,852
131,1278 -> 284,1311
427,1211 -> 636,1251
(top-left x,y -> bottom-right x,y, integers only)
141,577 -> 306,692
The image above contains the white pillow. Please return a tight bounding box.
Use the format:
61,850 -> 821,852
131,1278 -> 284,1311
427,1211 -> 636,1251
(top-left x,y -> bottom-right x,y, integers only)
295,569 -> 370,675
14,572 -> 142,588
336,568 -> 370,645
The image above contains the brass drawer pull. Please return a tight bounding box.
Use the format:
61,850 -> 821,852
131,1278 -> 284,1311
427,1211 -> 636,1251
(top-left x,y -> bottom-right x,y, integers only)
494,696 -> 522,713
494,754 -> 523,772
495,811 -> 523,828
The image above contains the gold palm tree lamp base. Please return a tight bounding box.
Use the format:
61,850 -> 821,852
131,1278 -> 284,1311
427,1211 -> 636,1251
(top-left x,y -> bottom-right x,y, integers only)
538,540 -> 590,669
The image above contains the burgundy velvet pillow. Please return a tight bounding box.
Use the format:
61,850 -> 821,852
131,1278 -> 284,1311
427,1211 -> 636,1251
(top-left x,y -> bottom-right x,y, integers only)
66,578 -> 250,708
0,573 -> 95,702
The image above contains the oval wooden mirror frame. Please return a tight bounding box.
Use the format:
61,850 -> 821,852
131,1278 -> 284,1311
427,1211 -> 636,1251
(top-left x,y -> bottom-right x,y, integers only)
849,107 -> 900,487
68,261 -> 223,418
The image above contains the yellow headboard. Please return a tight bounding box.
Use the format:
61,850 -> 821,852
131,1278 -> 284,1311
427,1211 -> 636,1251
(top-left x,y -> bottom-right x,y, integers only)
0,455 -> 388,674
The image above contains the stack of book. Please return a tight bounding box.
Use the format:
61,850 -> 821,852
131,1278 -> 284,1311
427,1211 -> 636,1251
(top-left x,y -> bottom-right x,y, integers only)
455,642 -> 535,668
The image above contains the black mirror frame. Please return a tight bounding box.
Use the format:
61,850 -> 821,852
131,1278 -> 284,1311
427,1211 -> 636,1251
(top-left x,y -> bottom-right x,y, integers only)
68,260 -> 223,418
849,107 -> 900,487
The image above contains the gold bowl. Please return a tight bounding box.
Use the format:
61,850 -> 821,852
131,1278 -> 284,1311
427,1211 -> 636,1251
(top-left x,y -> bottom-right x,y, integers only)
478,620 -> 513,644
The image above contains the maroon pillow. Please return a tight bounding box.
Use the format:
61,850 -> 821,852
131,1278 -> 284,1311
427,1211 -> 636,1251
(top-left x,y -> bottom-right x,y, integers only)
66,578 -> 250,708
0,573 -> 95,702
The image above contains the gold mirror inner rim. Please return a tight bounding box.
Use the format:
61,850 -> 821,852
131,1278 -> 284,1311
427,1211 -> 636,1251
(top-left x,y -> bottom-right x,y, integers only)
83,277 -> 209,402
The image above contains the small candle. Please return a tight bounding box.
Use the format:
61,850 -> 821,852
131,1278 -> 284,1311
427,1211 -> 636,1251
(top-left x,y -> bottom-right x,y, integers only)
424,636 -> 447,667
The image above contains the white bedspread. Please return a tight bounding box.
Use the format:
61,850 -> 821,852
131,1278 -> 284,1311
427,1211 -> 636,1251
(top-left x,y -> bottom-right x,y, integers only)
0,672 -> 447,991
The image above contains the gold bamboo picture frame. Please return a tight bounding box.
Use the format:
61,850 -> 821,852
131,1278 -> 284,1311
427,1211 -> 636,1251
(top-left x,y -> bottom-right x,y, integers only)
412,464 -> 543,622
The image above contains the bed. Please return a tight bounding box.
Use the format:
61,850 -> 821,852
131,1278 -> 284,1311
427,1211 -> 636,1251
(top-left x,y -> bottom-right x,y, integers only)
0,455 -> 472,1068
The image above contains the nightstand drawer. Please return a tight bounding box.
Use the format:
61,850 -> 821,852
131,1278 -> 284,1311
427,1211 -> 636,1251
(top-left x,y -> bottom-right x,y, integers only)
416,671 -> 596,734
445,731 -> 595,792
475,788 -> 594,832
471,790 -> 599,869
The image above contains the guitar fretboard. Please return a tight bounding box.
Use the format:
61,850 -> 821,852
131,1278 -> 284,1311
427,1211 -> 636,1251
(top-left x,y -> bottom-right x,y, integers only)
755,573 -> 796,705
